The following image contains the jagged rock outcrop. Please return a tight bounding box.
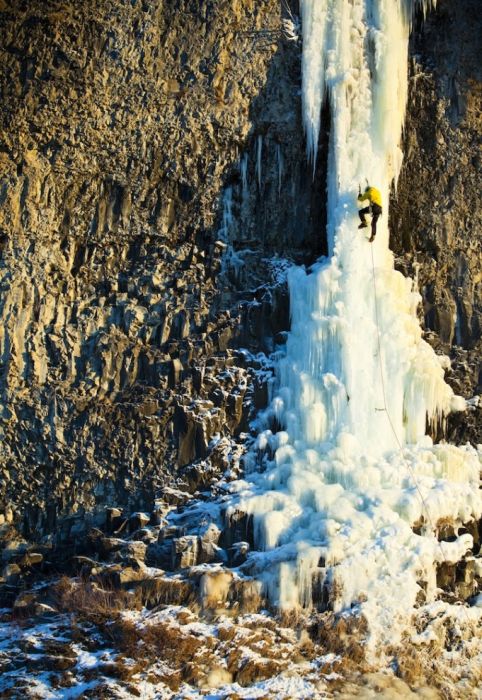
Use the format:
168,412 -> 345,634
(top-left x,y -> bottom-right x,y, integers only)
0,0 -> 479,539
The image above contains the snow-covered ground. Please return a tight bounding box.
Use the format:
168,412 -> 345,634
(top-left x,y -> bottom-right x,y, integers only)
0,600 -> 480,699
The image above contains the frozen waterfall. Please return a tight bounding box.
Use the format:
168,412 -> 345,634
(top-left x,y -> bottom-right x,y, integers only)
228,0 -> 481,651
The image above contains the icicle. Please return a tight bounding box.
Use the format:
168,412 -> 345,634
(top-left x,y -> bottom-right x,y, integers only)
240,153 -> 248,198
300,0 -> 328,168
218,187 -> 244,281
276,144 -> 283,196
256,135 -> 263,191
220,187 -> 232,241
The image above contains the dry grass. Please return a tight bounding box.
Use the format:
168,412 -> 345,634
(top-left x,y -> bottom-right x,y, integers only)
105,615 -> 225,689
53,574 -> 198,621
105,610 -> 324,690
395,646 -> 435,688
391,642 -> 462,699
47,576 -> 400,693
309,611 -> 369,668
109,615 -> 215,667
50,577 -> 284,686
52,576 -> 142,623
228,578 -> 264,615
235,657 -> 285,687
198,572 -> 264,618
278,607 -> 307,629
139,575 -> 197,609
53,579 -> 214,689
386,612 -> 482,699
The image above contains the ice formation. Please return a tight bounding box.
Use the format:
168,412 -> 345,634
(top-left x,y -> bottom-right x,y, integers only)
256,135 -> 263,191
240,153 -> 249,197
276,144 -> 283,196
228,0 -> 481,651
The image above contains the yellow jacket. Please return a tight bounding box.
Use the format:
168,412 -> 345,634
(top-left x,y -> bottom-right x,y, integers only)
358,186 -> 382,207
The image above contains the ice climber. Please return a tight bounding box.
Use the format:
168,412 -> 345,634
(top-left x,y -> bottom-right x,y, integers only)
357,185 -> 382,242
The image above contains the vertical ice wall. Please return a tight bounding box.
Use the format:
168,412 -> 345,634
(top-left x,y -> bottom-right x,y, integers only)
228,0 -> 481,649
277,0 -> 454,478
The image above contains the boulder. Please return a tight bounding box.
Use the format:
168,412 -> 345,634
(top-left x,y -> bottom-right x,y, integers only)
113,541 -> 147,564
2,562 -> 21,583
129,512 -> 151,532
146,542 -> 172,570
18,551 -> 43,568
105,507 -> 123,533
171,536 -> 199,569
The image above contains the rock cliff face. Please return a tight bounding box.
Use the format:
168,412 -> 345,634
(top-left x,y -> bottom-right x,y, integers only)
0,0 -> 312,537
0,0 -> 479,539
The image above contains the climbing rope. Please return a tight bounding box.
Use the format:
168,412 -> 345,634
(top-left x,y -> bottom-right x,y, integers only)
369,243 -> 431,510
369,244 -> 474,620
